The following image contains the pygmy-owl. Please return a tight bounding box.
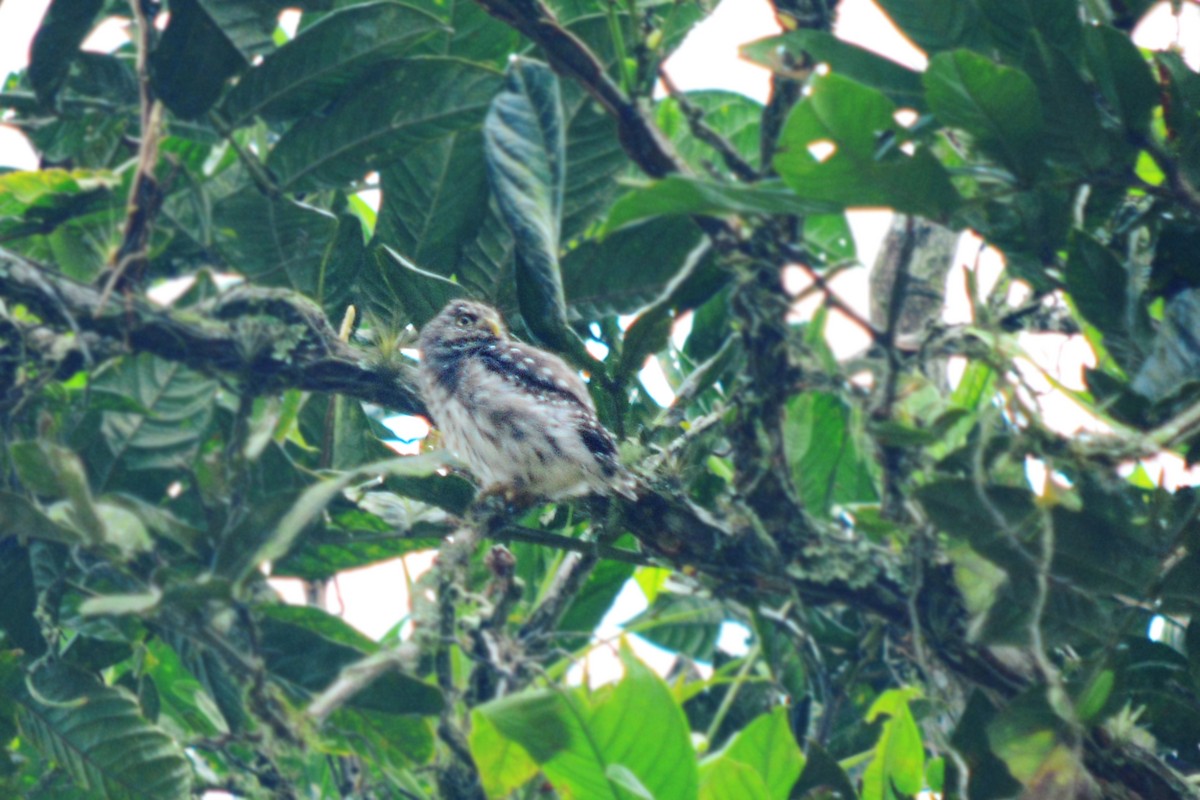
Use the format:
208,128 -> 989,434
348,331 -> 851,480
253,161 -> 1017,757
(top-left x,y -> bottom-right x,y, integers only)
418,300 -> 636,501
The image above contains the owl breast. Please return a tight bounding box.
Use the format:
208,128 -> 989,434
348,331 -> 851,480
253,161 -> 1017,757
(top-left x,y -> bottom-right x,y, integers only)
420,355 -> 612,498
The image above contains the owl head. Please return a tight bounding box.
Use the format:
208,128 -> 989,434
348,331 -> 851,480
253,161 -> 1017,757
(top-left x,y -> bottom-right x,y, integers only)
419,300 -> 507,356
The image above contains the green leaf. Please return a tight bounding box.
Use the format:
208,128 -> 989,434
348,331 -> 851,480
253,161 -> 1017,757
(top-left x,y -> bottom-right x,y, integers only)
1023,35 -> 1120,173
1064,230 -> 1145,370
213,192 -> 340,293
268,57 -> 502,190
558,556 -> 636,651
27,0 -> 106,106
701,707 -> 803,800
85,355 -> 218,493
17,662 -> 193,799
325,706 -> 436,773
977,0 -> 1082,62
804,213 -> 857,264
783,392 -> 878,517
698,758 -> 770,800
1083,25 -> 1158,134
603,177 -> 836,233
625,593 -> 725,661
374,131 -> 492,286
923,50 -> 1044,181
12,442 -> 105,546
247,453 -> 448,574
792,740 -> 858,800
260,604 -> 443,715
360,245 -> 467,328
0,492 -> 80,546
223,1 -> 446,124
863,688 -> 924,799
563,216 -> 713,318
655,90 -> 764,173
949,692 -> 1021,800
484,57 -> 574,352
1074,670 -> 1114,724
561,84 -> 630,243
0,541 -> 46,657
149,0 -> 247,119
404,0 -> 522,64
741,30 -> 925,109
873,0 -> 988,54
775,74 -> 960,219
271,503 -> 444,581
479,644 -> 699,800
0,168 -> 120,219
984,689 -> 1070,785
469,709 -> 540,798
195,0 -> 293,59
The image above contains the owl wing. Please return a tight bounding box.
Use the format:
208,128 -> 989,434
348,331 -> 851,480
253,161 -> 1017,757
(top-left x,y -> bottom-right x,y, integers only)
474,341 -> 596,412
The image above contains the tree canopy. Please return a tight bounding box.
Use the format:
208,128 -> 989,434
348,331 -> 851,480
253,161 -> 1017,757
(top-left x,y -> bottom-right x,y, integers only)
2,0 -> 1200,798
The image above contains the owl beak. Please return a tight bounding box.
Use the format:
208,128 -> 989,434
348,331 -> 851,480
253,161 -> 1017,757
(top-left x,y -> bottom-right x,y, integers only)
485,319 -> 502,337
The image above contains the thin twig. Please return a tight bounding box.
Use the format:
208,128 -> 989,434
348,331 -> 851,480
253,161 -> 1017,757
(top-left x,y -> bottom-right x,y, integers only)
780,242 -> 885,344
101,0 -> 164,302
657,67 -> 758,182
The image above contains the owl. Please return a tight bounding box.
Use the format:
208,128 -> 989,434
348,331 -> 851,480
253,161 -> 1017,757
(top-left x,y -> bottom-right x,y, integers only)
418,300 -> 637,501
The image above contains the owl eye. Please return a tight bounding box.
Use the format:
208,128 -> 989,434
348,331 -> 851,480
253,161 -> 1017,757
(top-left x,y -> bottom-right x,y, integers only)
455,314 -> 475,328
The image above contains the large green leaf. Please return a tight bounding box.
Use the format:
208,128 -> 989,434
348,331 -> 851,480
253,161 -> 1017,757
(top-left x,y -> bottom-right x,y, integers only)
655,90 -> 764,175
625,593 -> 725,661
1023,35 -> 1120,173
17,663 -> 193,800
561,83 -> 629,243
1064,230 -> 1143,369
923,50 -> 1044,181
741,30 -> 924,110
863,689 -> 924,799
406,0 -> 523,64
700,707 -> 803,800
563,216 -> 714,319
222,2 -> 447,124
213,192 -> 339,294
271,499 -> 444,581
484,58 -> 574,351
976,0 -> 1082,62
0,541 -> 45,657
28,0 -> 105,106
774,74 -> 960,219
268,57 -> 502,190
84,355 -> 218,493
479,644 -> 699,800
196,0 -> 298,59
1083,25 -> 1158,135
470,710 -> 540,798
603,177 -> 837,233
783,392 -> 877,517
149,0 -> 247,119
872,0 -> 988,54
260,604 -> 444,716
374,131 -> 492,284
357,245 -> 467,328
243,453 -> 448,574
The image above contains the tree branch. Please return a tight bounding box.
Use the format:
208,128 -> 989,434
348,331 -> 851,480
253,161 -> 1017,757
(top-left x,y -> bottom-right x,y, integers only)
471,0 -> 682,179
0,247 -> 426,415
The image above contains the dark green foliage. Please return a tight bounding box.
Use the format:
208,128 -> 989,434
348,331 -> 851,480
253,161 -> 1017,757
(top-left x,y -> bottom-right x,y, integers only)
2,0 -> 1199,798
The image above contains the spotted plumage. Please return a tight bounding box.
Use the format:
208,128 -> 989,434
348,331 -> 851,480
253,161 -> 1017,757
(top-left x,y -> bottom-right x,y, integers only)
418,300 -> 636,501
